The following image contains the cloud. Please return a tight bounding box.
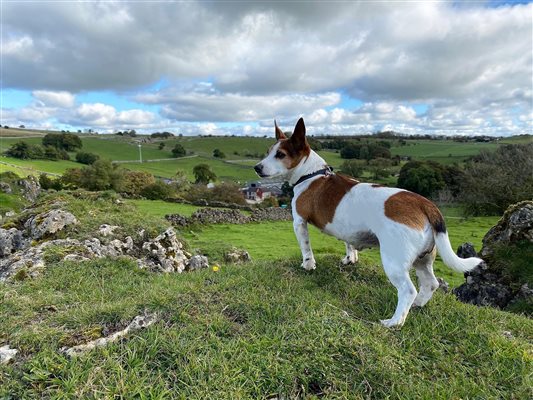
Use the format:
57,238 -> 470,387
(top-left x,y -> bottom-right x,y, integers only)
32,90 -> 75,108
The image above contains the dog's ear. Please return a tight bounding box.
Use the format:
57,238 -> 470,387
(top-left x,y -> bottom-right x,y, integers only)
275,120 -> 286,140
290,117 -> 307,150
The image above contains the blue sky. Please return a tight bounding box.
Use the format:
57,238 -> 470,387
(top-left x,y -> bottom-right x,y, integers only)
1,1 -> 531,136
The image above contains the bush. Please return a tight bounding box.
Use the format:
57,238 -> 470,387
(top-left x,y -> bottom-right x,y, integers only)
185,182 -> 245,205
397,161 -> 445,198
158,143 -> 166,150
5,141 -> 44,159
213,148 -> 226,158
193,164 -> 217,184
43,133 -> 82,151
140,181 -> 174,200
39,173 -> 63,190
460,144 -> 533,216
122,171 -> 156,196
76,151 -> 100,165
340,160 -> 363,178
172,144 -> 186,158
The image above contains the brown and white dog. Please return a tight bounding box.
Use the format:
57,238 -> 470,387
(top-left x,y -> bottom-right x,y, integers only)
254,118 -> 483,328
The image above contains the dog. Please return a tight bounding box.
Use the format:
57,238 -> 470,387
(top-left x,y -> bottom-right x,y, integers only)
254,118 -> 483,327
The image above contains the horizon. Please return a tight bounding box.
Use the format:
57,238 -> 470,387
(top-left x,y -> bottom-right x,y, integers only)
1,1 -> 532,137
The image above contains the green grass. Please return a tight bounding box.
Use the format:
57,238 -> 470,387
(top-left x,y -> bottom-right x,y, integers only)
0,194 -> 530,398
391,140 -> 498,164
129,199 -> 201,218
0,156 -> 80,176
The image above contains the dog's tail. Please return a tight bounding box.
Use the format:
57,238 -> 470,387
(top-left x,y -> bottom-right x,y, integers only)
430,213 -> 483,273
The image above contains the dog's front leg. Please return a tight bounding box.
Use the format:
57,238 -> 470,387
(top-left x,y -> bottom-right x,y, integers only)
293,217 -> 316,270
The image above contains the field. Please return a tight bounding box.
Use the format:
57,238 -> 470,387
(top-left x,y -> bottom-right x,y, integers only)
0,194 -> 530,399
2,132 -> 530,183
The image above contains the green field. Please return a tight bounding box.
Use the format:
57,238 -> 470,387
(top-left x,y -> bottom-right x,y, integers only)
0,194 -> 530,399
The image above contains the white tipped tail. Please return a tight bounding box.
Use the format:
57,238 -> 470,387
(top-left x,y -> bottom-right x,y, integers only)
434,231 -> 483,272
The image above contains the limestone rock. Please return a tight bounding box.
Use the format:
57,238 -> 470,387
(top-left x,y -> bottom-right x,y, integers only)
140,228 -> 188,273
454,201 -> 533,313
62,312 -> 158,357
19,176 -> 41,202
0,228 -> 28,257
0,182 -> 12,194
25,209 -> 78,240
456,242 -> 477,259
187,255 -> 209,270
225,248 -> 252,264
0,345 -> 18,364
98,224 -> 120,237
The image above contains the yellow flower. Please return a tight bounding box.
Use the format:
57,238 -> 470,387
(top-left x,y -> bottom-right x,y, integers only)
212,265 -> 220,272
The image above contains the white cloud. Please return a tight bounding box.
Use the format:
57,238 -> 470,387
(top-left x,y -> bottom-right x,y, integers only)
33,90 -> 75,108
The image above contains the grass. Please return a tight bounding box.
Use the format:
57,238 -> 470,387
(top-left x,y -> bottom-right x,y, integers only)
129,199 -> 201,218
0,194 -> 530,398
391,140 -> 498,164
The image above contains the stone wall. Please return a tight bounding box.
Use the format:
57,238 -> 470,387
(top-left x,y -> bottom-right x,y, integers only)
165,207 -> 292,227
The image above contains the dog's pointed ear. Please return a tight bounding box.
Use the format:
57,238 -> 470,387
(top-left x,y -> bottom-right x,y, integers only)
275,120 -> 286,140
291,117 -> 308,150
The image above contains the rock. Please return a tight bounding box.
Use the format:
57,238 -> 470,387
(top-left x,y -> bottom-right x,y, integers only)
18,176 -> 41,202
165,213 -> 190,227
191,208 -> 249,225
0,182 -> 12,194
0,345 -> 18,364
457,242 -> 477,259
5,211 -> 16,218
98,224 -> 120,236
0,228 -> 28,257
454,201 -> 533,313
225,248 -> 252,264
187,255 -> 209,270
24,209 -> 78,240
437,277 -> 449,293
140,228 -> 188,273
249,207 -> 292,222
62,312 -> 158,357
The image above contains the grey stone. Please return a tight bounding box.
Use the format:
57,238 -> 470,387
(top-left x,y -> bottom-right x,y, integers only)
456,242 -> 477,259
0,345 -> 18,364
98,224 -> 120,236
25,209 -> 78,240
18,176 -> 41,202
0,182 -> 12,194
0,228 -> 28,257
140,228 -> 188,273
187,255 -> 209,270
225,248 -> 252,264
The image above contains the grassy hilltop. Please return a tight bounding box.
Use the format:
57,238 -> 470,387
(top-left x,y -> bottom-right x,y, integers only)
0,193 -> 531,398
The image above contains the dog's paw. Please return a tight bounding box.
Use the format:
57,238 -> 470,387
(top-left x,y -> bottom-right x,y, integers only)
380,318 -> 403,328
341,255 -> 357,265
302,258 -> 316,270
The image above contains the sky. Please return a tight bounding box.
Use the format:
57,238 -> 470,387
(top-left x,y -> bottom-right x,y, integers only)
1,1 -> 532,137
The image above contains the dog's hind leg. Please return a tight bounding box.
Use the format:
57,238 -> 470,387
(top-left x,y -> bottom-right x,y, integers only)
413,247 -> 439,308
379,245 -> 417,328
342,242 -> 358,265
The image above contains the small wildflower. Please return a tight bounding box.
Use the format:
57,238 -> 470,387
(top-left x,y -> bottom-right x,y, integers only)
212,265 -> 220,272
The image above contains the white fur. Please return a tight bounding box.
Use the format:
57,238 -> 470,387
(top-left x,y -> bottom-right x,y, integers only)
256,139 -> 483,328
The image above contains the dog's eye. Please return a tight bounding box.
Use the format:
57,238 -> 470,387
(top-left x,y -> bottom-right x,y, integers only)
275,151 -> 286,159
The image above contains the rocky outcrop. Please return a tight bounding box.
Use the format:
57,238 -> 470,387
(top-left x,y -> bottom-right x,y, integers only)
62,312 -> 158,357
456,242 -> 477,259
0,182 -> 12,194
165,207 -> 292,227
98,224 -> 120,237
187,255 -> 209,270
139,228 -> 188,273
0,228 -> 28,257
24,209 -> 78,240
454,201 -> 533,313
19,176 -> 41,202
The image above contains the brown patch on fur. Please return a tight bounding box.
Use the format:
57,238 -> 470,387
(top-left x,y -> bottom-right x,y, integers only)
384,191 -> 446,232
296,174 -> 359,229
278,139 -> 311,168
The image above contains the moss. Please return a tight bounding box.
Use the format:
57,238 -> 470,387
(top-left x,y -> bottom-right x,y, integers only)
12,268 -> 29,281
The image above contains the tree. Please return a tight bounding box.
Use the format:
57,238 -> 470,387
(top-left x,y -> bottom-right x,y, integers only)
141,181 -> 174,200
5,141 -> 43,159
122,171 -> 156,196
76,151 -> 100,165
79,159 -> 125,191
172,144 -> 186,158
397,161 -> 445,198
158,142 -> 166,150
193,163 -> 216,184
460,144 -> 533,216
43,133 -> 82,151
340,144 -> 361,159
213,148 -> 226,158
340,160 -> 363,178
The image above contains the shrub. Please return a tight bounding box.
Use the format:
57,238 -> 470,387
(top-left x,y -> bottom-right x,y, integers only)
397,161 -> 445,198
5,141 -> 43,159
39,173 -> 63,190
158,143 -> 166,150
185,181 -> 245,205
340,160 -> 363,178
122,171 -> 156,196
43,133 -> 82,151
172,144 -> 186,158
193,164 -> 217,184
460,144 -> 533,216
140,181 -> 174,200
76,151 -> 100,165
60,168 -> 83,189
213,148 -> 226,158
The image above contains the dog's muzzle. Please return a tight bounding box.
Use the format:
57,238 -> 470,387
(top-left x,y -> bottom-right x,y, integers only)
254,163 -> 268,178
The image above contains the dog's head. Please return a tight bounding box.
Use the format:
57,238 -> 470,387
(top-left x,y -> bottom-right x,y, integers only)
254,118 -> 310,179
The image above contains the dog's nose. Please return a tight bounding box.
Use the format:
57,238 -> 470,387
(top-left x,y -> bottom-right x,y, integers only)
254,164 -> 263,173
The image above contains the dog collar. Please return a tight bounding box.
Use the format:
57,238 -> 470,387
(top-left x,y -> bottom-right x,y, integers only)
293,166 -> 334,187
